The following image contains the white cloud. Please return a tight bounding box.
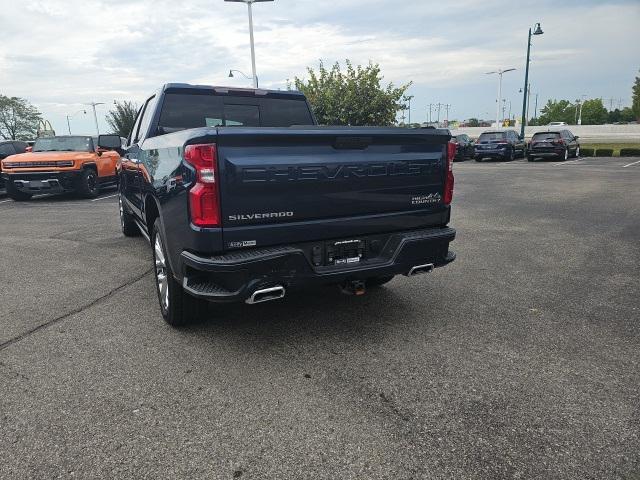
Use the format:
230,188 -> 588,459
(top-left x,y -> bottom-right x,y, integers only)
0,0 -> 637,132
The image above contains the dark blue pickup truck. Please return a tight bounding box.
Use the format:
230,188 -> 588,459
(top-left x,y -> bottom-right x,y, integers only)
98,83 -> 456,326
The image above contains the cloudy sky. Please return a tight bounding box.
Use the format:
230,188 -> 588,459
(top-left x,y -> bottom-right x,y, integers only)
1,0 -> 638,134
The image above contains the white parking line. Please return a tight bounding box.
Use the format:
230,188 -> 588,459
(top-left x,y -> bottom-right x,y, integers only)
622,159 -> 640,168
91,193 -> 118,202
553,159 -> 581,166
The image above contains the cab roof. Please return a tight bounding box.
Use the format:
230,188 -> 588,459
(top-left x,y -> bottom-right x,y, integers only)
161,83 -> 306,99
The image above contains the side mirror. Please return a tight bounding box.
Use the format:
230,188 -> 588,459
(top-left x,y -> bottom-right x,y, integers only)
25,146 -> 33,152
573,135 -> 579,140
97,134 -> 122,150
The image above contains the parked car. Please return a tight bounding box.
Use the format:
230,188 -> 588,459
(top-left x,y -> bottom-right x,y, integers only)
0,135 -> 119,200
547,121 -> 568,126
0,140 -> 29,191
450,134 -> 474,161
527,130 -> 580,161
474,130 -> 526,161
103,83 -> 457,326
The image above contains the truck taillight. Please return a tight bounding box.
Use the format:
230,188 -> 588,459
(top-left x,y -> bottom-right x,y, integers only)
184,143 -> 220,227
444,142 -> 455,205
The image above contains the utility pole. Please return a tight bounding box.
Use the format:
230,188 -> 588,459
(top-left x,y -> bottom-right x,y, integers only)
436,103 -> 442,124
444,104 -> 451,125
84,102 -> 104,135
533,93 -> 538,121
408,97 -> 411,125
428,103 -> 435,124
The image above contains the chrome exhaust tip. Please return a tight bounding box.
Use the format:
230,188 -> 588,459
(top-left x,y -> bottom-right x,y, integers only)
245,285 -> 286,304
406,263 -> 435,277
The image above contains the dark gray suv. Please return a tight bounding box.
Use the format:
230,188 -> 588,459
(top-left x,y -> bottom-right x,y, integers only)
0,141 -> 29,191
474,130 -> 526,162
528,130 -> 580,161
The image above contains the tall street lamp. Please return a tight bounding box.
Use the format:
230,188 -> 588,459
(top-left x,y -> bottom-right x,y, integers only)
84,102 -> 105,135
576,94 -> 587,125
66,109 -> 86,135
229,69 -> 257,87
486,68 -> 516,127
520,22 -> 544,138
224,0 -> 274,89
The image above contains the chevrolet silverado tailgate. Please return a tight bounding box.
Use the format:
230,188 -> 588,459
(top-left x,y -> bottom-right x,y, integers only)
216,126 -> 451,248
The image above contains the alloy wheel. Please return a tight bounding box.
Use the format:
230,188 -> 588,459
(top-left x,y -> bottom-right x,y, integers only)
118,194 -> 125,230
154,236 -> 169,312
87,172 -> 97,193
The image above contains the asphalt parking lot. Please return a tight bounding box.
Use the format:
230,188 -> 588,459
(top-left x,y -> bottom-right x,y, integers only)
1,156 -> 638,479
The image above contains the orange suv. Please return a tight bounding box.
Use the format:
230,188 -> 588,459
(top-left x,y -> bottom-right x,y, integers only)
0,135 -> 120,200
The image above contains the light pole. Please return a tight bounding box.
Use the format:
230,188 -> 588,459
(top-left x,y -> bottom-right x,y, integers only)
224,0 -> 273,89
526,85 -> 532,123
486,68 -> 516,128
577,94 -> 587,125
520,22 -> 544,137
66,109 -> 86,135
84,102 -> 105,135
229,69 -> 257,87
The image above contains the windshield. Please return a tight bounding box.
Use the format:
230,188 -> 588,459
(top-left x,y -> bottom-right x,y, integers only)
478,132 -> 506,142
33,136 -> 93,152
532,133 -> 560,141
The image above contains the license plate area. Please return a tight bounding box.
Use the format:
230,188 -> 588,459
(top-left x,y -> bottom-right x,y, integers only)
326,239 -> 366,266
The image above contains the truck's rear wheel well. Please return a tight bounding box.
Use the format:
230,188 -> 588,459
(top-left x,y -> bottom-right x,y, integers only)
144,196 -> 160,235
82,163 -> 97,173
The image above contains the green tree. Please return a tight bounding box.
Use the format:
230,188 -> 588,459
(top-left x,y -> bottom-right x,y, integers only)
293,60 -> 410,126
0,94 -> 41,140
579,99 -> 608,125
106,100 -> 138,138
608,108 -> 622,123
632,70 -> 640,121
467,118 -> 480,127
621,106 -> 636,122
537,99 -> 575,125
607,106 -> 636,123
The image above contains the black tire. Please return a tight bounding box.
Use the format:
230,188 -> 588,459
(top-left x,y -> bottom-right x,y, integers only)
6,181 -> 32,201
119,192 -> 140,237
527,155 -> 535,162
508,148 -> 515,161
562,148 -> 569,161
574,146 -> 580,158
76,168 -> 99,198
366,275 -> 395,287
475,156 -> 482,162
151,219 -> 206,327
